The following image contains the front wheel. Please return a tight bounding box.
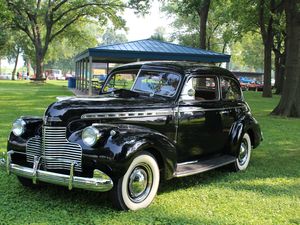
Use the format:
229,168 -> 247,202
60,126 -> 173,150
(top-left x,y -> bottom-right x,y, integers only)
111,152 -> 160,210
233,133 -> 252,171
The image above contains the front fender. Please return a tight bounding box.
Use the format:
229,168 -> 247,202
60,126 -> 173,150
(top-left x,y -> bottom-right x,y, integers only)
71,124 -> 177,180
114,131 -> 177,180
7,116 -> 43,152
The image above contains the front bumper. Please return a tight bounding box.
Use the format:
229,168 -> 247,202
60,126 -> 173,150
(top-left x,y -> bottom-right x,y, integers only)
0,151 -> 113,192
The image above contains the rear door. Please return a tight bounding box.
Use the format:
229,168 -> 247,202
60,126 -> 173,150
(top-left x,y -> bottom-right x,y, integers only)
220,76 -> 244,148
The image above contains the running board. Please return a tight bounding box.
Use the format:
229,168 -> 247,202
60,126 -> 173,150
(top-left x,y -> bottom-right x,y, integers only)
174,155 -> 236,177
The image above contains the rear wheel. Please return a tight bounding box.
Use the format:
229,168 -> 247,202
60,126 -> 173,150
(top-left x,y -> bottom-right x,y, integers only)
233,133 -> 252,171
111,152 -> 160,210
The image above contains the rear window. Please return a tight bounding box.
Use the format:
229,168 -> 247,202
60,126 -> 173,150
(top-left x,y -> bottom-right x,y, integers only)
221,77 -> 242,100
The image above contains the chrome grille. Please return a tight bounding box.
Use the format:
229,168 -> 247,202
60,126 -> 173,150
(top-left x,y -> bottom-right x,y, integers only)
26,136 -> 42,163
26,126 -> 82,172
43,126 -> 82,172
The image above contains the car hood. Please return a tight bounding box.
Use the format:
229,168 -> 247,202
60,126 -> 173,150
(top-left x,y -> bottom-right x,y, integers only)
44,94 -> 174,125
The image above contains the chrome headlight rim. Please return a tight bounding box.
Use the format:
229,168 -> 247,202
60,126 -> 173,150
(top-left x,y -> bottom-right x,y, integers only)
82,126 -> 101,146
12,118 -> 26,136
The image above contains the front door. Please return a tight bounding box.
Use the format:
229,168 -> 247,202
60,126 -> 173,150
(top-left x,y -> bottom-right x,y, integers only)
176,75 -> 227,162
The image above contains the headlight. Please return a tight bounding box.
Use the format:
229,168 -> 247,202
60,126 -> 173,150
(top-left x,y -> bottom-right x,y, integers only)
12,119 -> 26,136
82,126 -> 101,146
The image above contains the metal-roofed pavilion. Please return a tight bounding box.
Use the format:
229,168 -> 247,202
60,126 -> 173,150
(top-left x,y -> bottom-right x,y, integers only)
74,39 -> 231,95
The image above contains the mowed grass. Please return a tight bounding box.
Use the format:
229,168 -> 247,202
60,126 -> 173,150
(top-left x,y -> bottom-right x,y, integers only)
0,80 -> 299,225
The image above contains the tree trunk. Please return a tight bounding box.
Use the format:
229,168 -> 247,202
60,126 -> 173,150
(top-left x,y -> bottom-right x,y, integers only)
258,0 -> 274,98
11,48 -> 20,81
27,59 -> 31,77
262,39 -> 273,97
198,0 -> 211,49
35,45 -> 45,80
275,52 -> 285,94
271,0 -> 300,117
274,50 -> 280,91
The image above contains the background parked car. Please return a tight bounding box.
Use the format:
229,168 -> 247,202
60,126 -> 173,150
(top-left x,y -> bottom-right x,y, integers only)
248,81 -> 264,91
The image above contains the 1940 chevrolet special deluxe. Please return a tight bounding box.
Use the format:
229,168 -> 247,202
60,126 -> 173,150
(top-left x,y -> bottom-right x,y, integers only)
0,61 -> 262,210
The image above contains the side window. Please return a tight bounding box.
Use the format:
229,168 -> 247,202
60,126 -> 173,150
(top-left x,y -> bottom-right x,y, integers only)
181,76 -> 219,101
221,77 -> 241,100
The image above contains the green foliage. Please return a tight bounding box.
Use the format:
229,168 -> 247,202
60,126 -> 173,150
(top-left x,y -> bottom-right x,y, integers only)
163,0 -> 239,51
2,0 -> 128,78
150,27 -> 167,41
100,28 -> 128,45
230,32 -> 264,72
0,81 -> 299,224
44,21 -> 102,73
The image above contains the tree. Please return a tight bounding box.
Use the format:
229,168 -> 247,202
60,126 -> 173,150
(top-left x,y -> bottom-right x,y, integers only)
229,0 -> 285,97
4,0 -> 126,80
272,0 -> 300,117
0,0 -> 11,75
44,22 -> 102,74
101,28 -> 128,45
230,32 -> 264,72
272,8 -> 286,94
162,0 -> 211,49
258,0 -> 276,97
150,27 -> 167,41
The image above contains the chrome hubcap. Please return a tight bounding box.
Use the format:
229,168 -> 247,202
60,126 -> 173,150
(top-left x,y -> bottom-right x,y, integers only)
128,163 -> 153,203
238,139 -> 248,165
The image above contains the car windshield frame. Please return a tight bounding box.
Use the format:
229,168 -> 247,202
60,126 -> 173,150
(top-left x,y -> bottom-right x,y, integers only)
101,68 -> 182,98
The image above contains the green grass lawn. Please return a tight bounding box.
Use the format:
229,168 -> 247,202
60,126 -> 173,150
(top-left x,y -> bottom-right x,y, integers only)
0,80 -> 299,225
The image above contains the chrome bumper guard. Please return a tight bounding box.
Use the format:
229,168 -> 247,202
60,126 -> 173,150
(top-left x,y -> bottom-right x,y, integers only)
0,151 -> 113,192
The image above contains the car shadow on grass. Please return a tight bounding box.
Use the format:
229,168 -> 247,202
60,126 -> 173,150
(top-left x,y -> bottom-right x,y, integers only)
158,151 -> 300,198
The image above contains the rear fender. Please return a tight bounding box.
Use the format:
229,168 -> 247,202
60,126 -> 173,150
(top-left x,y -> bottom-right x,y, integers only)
228,113 -> 262,156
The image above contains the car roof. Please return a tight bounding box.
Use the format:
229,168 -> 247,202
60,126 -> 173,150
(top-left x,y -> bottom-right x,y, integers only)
111,61 -> 238,81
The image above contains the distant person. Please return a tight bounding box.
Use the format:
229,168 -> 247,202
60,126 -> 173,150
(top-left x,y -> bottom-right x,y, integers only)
16,72 -> 20,80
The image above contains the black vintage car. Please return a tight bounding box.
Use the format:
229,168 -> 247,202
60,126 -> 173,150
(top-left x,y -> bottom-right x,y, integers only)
0,61 -> 262,210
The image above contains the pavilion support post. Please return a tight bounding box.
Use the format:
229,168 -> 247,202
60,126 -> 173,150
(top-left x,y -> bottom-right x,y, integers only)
79,60 -> 83,90
106,63 -> 109,74
88,56 -> 93,96
226,62 -> 230,70
75,62 -> 78,89
78,61 -> 81,90
85,58 -> 88,93
81,60 -> 85,91
81,59 -> 84,91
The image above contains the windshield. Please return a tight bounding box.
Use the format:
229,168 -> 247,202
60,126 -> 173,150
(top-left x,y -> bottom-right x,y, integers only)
102,69 -> 181,97
102,70 -> 138,93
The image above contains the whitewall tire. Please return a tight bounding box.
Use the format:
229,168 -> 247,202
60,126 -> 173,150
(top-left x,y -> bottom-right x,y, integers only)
111,152 -> 160,210
234,133 -> 252,171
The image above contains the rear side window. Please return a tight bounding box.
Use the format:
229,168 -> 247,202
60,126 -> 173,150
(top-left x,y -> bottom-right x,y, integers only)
221,77 -> 241,100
